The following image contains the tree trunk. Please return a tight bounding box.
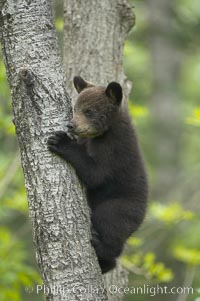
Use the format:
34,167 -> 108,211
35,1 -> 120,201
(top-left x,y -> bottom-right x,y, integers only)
146,0 -> 183,198
0,1 -> 106,300
63,0 -> 134,102
0,0 -> 135,300
63,1 -> 135,298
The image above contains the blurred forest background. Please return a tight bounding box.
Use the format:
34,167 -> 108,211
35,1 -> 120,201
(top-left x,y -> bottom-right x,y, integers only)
0,0 -> 200,300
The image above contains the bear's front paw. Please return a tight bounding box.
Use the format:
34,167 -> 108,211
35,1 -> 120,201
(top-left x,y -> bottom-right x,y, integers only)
47,131 -> 72,155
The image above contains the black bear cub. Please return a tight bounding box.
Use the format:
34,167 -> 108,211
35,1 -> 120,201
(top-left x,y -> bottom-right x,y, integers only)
48,76 -> 148,273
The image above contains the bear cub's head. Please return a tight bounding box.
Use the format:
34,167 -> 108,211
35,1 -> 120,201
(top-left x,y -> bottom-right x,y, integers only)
69,76 -> 123,138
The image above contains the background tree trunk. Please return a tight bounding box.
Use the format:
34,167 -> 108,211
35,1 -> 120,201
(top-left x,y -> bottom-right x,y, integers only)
0,1 -> 107,300
63,1 -> 135,298
146,0 -> 183,198
63,0 -> 135,102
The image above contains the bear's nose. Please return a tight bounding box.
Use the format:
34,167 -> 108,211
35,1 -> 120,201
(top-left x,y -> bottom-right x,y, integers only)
67,121 -> 75,130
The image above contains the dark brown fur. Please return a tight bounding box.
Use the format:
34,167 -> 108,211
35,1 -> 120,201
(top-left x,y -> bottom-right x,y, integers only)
48,76 -> 148,273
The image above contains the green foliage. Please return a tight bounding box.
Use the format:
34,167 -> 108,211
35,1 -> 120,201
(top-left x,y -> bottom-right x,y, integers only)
128,103 -> 149,126
122,236 -> 174,283
123,41 -> 151,103
150,202 -> 194,224
122,251 -> 173,283
0,49 -> 40,298
0,57 -> 10,99
128,103 -> 148,119
127,236 -> 143,247
181,55 -> 200,104
142,253 -> 173,282
173,246 -> 200,265
0,107 -> 15,136
55,18 -> 64,32
176,0 -> 200,33
186,108 -> 200,126
3,187 -> 28,213
0,227 -> 41,301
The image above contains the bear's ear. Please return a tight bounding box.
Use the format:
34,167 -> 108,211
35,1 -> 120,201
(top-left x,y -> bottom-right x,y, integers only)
105,82 -> 123,105
73,76 -> 94,93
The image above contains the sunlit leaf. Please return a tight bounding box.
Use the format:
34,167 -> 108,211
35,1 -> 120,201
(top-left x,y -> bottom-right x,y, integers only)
122,251 -> 173,283
129,103 -> 149,119
150,202 -> 195,224
186,108 -> 200,126
55,18 -> 64,32
127,237 -> 143,247
173,246 -> 200,265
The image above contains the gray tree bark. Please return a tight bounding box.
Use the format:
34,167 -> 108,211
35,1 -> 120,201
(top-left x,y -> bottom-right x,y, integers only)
63,1 -> 135,298
0,1 -> 106,300
0,0 -> 134,300
63,0 -> 135,102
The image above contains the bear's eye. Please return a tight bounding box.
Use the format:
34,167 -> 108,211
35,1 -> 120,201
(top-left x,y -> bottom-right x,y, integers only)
84,109 -> 94,118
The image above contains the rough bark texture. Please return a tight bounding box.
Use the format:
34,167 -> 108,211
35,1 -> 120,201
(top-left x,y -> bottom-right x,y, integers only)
0,1 -> 107,300
63,1 -> 135,300
63,0 -> 135,102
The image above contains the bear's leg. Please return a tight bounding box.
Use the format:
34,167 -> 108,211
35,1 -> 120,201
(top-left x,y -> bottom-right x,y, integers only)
91,223 -> 123,259
98,258 -> 116,274
91,198 -> 141,270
